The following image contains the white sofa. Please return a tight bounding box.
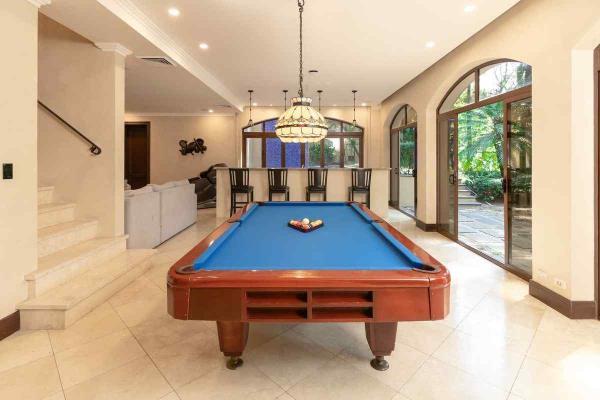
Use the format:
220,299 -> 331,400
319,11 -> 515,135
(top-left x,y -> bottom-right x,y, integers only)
125,180 -> 197,249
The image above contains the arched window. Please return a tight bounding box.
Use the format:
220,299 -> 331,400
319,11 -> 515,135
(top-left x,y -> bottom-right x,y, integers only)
437,59 -> 532,277
243,117 -> 364,168
389,105 -> 417,217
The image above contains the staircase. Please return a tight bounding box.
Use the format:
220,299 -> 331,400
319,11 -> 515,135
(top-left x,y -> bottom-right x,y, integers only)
458,183 -> 482,207
18,186 -> 155,329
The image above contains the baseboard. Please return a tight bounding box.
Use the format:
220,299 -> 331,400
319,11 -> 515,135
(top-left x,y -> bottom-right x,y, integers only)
0,311 -> 20,341
416,219 -> 437,232
529,280 -> 597,319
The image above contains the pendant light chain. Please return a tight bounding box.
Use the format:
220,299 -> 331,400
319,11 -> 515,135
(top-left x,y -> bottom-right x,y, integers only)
283,89 -> 288,110
298,0 -> 304,97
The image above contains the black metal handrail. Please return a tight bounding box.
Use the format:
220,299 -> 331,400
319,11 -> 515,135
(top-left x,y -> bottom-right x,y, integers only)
38,100 -> 102,155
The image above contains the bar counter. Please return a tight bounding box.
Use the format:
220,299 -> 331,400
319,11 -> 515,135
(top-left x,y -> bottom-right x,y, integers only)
215,167 -> 390,218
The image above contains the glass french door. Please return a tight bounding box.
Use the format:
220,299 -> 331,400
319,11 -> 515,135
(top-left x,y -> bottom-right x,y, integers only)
437,97 -> 532,277
507,98 -> 532,275
437,116 -> 457,238
399,127 -> 417,217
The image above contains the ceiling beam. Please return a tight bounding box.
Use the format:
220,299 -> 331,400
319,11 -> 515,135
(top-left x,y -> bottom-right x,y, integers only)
96,0 -> 244,112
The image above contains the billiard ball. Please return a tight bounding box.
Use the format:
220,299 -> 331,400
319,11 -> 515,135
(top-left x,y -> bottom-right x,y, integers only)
302,218 -> 310,225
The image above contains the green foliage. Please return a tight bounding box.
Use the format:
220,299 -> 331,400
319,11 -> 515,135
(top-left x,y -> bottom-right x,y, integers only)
464,170 -> 503,202
399,127 -> 415,174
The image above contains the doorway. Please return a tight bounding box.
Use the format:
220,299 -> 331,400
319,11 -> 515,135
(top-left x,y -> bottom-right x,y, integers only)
125,122 -> 150,189
437,60 -> 532,278
389,105 -> 417,218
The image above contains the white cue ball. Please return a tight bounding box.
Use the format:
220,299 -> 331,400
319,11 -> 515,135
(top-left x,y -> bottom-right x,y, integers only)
302,218 -> 310,225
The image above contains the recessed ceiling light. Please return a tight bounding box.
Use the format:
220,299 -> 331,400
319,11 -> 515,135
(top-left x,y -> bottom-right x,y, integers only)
361,102 -> 367,107
252,102 -> 258,107
168,8 -> 180,17
208,109 -> 214,113
464,4 -> 476,13
332,104 -> 337,107
425,41 -> 436,48
199,43 -> 209,50
269,104 -> 273,106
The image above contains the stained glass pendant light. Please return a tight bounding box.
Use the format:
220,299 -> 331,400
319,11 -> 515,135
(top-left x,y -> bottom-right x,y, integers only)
275,0 -> 328,143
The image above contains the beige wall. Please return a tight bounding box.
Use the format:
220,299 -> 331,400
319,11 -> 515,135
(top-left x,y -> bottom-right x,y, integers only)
380,0 -> 600,301
38,15 -> 126,237
124,115 -> 237,184
234,106 -> 384,168
0,0 -> 39,318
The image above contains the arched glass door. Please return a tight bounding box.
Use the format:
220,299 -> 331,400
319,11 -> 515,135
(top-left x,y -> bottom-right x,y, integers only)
390,105 -> 417,218
437,60 -> 532,278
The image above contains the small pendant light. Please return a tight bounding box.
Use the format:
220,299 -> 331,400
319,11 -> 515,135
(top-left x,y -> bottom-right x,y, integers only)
352,90 -> 358,127
247,90 -> 254,127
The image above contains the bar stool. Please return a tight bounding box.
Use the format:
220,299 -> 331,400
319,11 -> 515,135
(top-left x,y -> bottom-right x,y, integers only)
267,168 -> 290,201
348,168 -> 372,208
306,168 -> 328,201
229,168 -> 253,216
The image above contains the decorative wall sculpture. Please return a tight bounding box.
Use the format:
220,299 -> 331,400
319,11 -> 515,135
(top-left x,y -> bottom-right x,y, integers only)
179,138 -> 207,156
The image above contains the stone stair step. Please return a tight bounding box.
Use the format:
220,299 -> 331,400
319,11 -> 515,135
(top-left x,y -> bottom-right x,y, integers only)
26,236 -> 127,298
38,219 -> 99,258
19,249 -> 155,329
38,186 -> 54,206
38,202 -> 77,229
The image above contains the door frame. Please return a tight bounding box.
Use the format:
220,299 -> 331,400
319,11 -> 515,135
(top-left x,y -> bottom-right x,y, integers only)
595,47 -> 600,319
124,121 -> 151,188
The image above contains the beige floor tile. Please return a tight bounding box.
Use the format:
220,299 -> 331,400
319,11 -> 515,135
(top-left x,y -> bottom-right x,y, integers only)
292,323 -> 365,354
472,293 -> 545,330
400,358 -> 507,400
456,307 -> 535,354
527,328 -> 600,368
439,301 -> 473,328
44,392 -> 66,400
247,330 -> 337,390
512,357 -> 600,400
109,278 -> 167,327
176,363 -> 284,400
0,355 -> 62,400
0,329 -> 52,373
538,308 -> 600,345
277,394 -> 295,400
159,392 -> 181,400
146,261 -> 172,291
390,394 -> 411,400
64,356 -> 172,400
395,321 -> 453,354
131,313 -> 214,355
339,339 -> 427,390
287,357 -> 397,400
49,302 -> 126,353
433,330 -> 525,391
55,328 -> 145,388
147,327 -> 223,388
507,394 -> 525,400
247,323 -> 298,350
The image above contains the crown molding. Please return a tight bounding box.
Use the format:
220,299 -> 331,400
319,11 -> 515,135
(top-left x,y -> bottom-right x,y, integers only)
96,0 -> 244,112
126,112 -> 234,118
27,0 -> 52,7
95,42 -> 133,57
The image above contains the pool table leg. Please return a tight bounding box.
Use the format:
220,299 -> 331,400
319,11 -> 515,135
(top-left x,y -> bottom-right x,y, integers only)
365,322 -> 397,371
216,321 -> 249,370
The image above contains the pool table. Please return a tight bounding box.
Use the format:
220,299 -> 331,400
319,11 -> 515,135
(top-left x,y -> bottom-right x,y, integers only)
167,202 -> 450,371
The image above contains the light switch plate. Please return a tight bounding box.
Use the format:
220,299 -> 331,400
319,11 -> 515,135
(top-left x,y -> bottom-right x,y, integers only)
2,163 -> 13,179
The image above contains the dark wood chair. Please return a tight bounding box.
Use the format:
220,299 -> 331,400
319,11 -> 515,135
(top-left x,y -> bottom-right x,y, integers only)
348,168 -> 372,208
229,168 -> 253,216
267,168 -> 290,201
306,168 -> 328,201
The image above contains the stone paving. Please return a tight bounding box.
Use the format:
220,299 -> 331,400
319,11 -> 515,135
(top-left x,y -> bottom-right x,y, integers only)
458,203 -> 532,273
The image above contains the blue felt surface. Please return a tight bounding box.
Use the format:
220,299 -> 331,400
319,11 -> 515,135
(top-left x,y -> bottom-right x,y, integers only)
193,202 -> 424,271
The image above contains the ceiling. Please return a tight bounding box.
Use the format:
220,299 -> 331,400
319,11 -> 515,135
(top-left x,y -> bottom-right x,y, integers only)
42,0 -> 521,113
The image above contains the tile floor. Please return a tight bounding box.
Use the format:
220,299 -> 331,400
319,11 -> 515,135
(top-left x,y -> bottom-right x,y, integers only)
1,208 -> 599,400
